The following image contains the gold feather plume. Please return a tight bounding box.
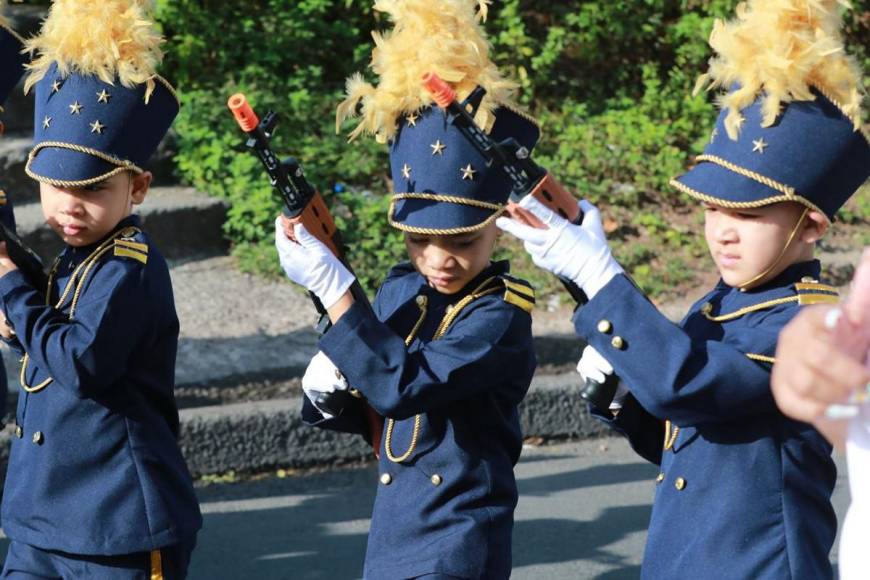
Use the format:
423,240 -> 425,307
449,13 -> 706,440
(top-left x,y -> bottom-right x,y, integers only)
336,0 -> 520,143
24,0 -> 164,101
694,0 -> 864,140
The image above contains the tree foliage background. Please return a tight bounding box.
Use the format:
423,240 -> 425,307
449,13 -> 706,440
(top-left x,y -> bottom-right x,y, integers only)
154,0 -> 870,297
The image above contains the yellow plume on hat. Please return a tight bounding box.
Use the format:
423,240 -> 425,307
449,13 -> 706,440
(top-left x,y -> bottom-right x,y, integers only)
694,0 -> 864,140
336,0 -> 520,143
23,0 -> 163,100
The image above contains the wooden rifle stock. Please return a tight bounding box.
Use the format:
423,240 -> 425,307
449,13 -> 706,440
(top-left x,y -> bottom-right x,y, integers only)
228,93 -> 384,456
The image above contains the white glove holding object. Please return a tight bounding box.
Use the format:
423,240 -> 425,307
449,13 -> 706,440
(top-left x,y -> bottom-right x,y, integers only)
577,345 -> 628,411
275,217 -> 355,309
302,351 -> 350,420
496,197 -> 623,299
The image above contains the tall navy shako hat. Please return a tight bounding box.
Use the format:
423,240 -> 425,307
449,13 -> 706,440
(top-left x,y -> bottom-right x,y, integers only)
388,103 -> 540,233
21,0 -> 179,188
336,0 -> 537,232
0,18 -> 26,109
27,62 -> 178,187
672,87 -> 870,222
671,0 -> 870,222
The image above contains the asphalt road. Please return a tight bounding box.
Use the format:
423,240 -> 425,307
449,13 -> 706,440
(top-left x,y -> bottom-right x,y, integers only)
187,437 -> 850,579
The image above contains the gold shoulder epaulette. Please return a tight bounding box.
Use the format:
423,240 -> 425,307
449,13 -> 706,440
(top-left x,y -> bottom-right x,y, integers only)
113,236 -> 148,265
500,275 -> 535,314
794,279 -> 839,306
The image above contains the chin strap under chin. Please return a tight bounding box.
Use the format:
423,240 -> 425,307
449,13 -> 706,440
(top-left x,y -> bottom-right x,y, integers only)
737,207 -> 810,291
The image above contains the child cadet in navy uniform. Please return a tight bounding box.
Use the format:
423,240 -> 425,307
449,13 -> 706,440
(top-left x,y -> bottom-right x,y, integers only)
0,1 -> 202,578
275,1 -> 537,578
498,1 -> 869,578
0,5 -> 27,421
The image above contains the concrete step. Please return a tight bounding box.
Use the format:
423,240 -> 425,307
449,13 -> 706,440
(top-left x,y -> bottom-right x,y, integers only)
11,186 -> 228,262
0,370 -> 605,479
175,372 -> 605,478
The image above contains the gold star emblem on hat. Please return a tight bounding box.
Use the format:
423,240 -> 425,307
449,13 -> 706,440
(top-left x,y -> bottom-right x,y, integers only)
90,120 -> 105,134
430,140 -> 446,155
401,163 -> 412,180
752,138 -> 768,153
69,101 -> 83,115
51,80 -> 62,94
461,164 -> 476,180
96,89 -> 111,104
42,116 -> 52,129
406,112 -> 419,127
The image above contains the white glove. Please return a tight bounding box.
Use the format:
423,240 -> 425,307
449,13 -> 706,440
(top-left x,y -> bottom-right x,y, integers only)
274,217 -> 355,309
302,351 -> 350,420
496,197 -> 623,299
576,345 -> 628,411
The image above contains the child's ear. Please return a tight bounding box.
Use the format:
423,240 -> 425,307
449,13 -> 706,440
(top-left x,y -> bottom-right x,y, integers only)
130,171 -> 153,205
800,210 -> 828,244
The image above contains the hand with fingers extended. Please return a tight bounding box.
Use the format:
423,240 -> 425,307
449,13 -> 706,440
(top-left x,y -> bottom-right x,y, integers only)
274,216 -> 355,310
771,248 -> 870,447
496,197 -> 623,299
771,305 -> 870,424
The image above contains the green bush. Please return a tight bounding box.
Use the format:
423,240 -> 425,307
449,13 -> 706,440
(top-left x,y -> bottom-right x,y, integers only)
156,0 -> 870,298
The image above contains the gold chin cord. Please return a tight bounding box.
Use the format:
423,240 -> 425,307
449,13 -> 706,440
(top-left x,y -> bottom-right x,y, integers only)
737,207 -> 810,291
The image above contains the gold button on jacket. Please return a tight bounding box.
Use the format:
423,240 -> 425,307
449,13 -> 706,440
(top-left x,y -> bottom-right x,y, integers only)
379,473 -> 393,485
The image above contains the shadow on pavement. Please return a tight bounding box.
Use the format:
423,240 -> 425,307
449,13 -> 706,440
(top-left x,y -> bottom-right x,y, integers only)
513,505 -> 651,573
190,465 -> 378,580
518,461 -> 657,496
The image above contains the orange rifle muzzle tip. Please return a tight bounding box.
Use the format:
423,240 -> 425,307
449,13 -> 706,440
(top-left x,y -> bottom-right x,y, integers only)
422,72 -> 455,109
228,93 -> 259,133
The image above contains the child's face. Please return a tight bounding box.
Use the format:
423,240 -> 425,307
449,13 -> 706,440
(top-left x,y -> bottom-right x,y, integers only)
405,223 -> 499,295
40,171 -> 151,247
703,201 -> 825,289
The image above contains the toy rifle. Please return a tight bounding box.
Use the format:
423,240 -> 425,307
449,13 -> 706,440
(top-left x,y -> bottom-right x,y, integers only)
0,220 -> 47,291
422,73 -> 619,409
228,94 -> 384,456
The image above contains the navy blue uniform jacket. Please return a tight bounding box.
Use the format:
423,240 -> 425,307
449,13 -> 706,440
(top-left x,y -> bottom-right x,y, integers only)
304,261 -> 536,580
0,191 -> 15,419
576,261 -> 837,579
0,215 -> 202,555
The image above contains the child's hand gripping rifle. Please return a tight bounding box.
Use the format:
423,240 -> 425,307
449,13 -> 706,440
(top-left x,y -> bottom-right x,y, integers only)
0,221 -> 47,291
228,94 -> 384,456
422,73 -> 618,409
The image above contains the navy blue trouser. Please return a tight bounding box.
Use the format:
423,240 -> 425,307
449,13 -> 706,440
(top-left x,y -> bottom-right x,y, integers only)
2,539 -> 196,580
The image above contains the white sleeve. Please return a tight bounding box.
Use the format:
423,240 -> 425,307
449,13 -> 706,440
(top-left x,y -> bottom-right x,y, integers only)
838,404 -> 870,580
